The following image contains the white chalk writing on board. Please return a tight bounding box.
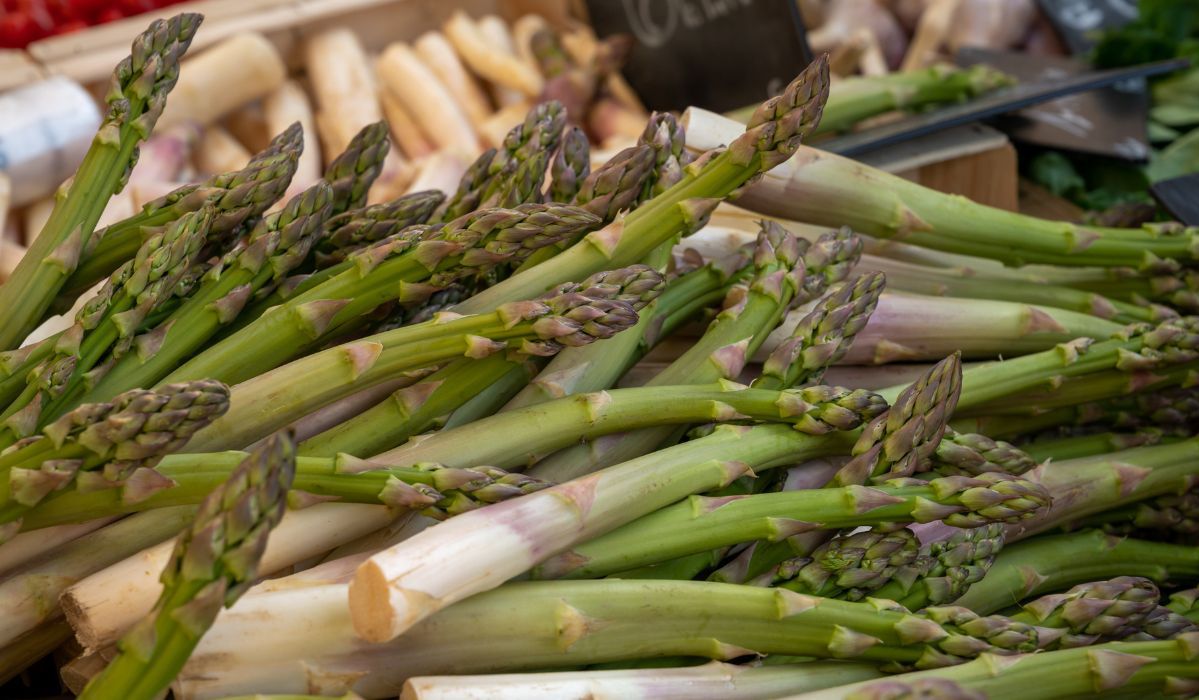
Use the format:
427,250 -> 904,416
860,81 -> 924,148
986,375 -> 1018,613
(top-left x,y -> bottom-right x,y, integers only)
621,0 -> 758,48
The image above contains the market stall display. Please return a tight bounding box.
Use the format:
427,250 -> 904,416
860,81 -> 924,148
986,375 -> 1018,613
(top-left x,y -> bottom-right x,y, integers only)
0,2 -> 1197,699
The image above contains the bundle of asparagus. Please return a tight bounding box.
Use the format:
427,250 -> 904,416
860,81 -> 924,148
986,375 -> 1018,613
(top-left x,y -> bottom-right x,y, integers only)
2,13 -> 1199,700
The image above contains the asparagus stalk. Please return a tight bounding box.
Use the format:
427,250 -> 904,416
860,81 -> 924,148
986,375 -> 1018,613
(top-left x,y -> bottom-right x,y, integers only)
530,225 -> 862,482
1010,577 -> 1198,647
0,206 -> 216,437
1002,437 -> 1199,541
441,102 -> 566,221
62,501 -> 403,653
951,530 -> 1199,615
57,124 -> 303,312
182,270 -> 654,451
0,379 -> 229,537
313,190 -> 446,267
526,222 -> 806,480
0,505 -> 196,649
186,579 -> 1059,697
349,403 -> 886,644
1084,487 -> 1199,537
0,14 -> 202,350
860,254 -> 1169,324
165,203 -> 601,387
809,64 -> 1015,135
499,251 -> 747,412
78,432 -> 296,700
548,126 -> 590,203
955,387 -> 1199,441
928,431 -> 1039,477
902,317 -> 1199,413
453,55 -> 832,315
328,382 -> 881,471
532,471 -> 1049,579
323,121 -> 391,215
766,526 -> 923,601
23,453 -> 550,531
1023,430 -> 1170,462
784,635 -> 1199,700
683,107 -> 1199,270
834,293 -> 1125,364
711,354 -> 962,585
869,523 -> 1007,609
509,111 -> 683,275
755,271 -> 884,389
1169,589 -> 1199,623
70,181 -> 335,407
297,265 -> 666,457
401,660 -> 884,700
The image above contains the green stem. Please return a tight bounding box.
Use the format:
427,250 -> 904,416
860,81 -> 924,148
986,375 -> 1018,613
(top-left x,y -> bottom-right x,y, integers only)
377,383 -> 882,471
951,530 -> 1199,615
687,112 -> 1199,269
862,255 -> 1159,324
0,15 -> 201,350
535,472 -> 1045,579
792,636 -> 1199,700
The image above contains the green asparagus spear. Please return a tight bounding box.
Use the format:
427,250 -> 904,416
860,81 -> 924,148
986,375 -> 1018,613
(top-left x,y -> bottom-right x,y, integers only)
0,14 -> 202,350
78,431 -> 295,700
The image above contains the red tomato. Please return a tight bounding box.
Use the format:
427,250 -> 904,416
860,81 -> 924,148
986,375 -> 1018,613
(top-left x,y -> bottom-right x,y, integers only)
52,18 -> 87,34
96,7 -> 124,23
0,12 -> 36,48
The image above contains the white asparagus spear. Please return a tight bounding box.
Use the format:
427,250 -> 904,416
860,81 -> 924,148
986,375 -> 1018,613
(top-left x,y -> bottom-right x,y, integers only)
402,661 -> 882,700
263,80 -> 322,196
158,33 -> 287,128
414,31 -> 494,130
0,238 -> 24,284
404,150 -> 469,196
0,517 -> 117,577
376,43 -> 480,156
380,91 -> 435,159
62,503 -> 398,652
195,126 -> 252,175
475,14 -> 534,107
444,11 -> 543,97
0,507 -> 195,649
511,14 -> 551,78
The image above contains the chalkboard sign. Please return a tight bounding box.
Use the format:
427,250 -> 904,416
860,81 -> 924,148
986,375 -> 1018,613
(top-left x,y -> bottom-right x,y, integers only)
583,0 -> 813,113
1037,0 -> 1139,53
1152,173 -> 1199,225
957,49 -> 1151,161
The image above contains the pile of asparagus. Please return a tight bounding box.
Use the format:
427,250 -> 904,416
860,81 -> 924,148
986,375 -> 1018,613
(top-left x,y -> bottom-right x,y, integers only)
0,14 -> 1197,700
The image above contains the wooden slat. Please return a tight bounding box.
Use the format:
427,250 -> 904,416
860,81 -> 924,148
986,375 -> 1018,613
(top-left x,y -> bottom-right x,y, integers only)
0,50 -> 44,92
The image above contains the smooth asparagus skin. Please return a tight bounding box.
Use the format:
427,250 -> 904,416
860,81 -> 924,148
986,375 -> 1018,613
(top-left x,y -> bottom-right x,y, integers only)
185,579 -> 1064,697
401,660 -> 884,700
348,387 -> 882,644
0,14 -> 202,351
533,472 -> 1049,579
951,530 -> 1199,615
182,271 -> 654,451
349,382 -> 883,472
23,456 -> 551,529
298,265 -> 669,458
78,432 -> 296,700
784,635 -> 1199,700
685,107 -> 1199,269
